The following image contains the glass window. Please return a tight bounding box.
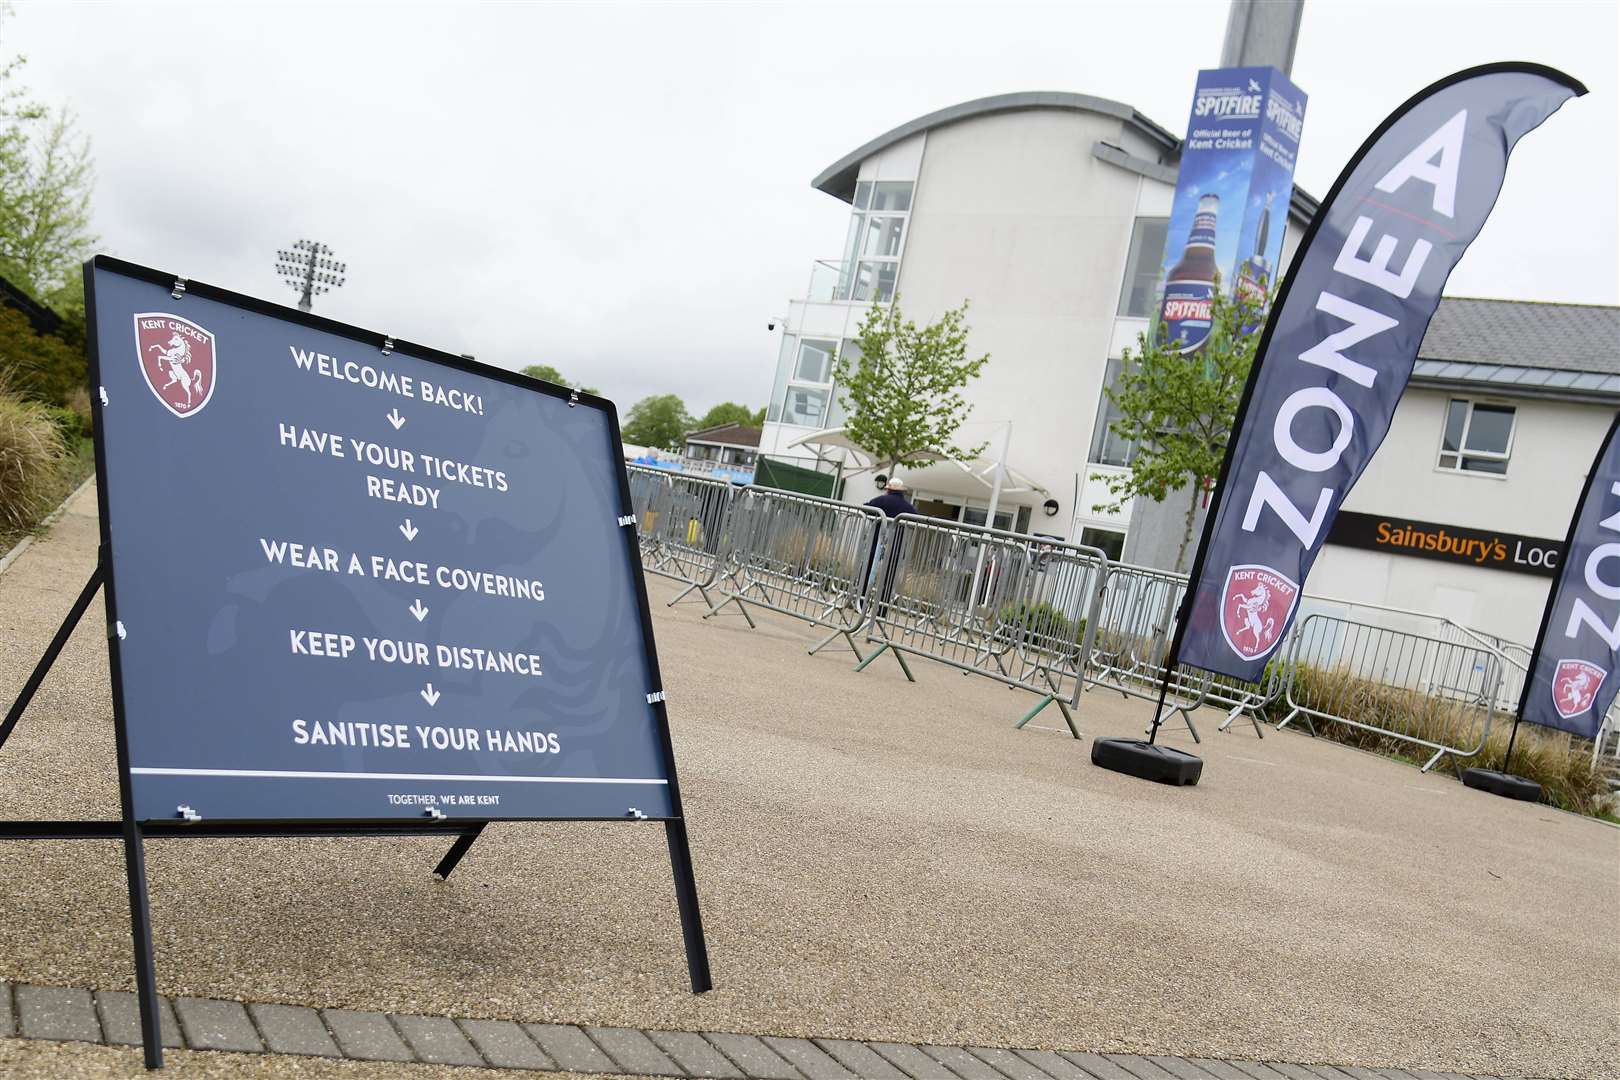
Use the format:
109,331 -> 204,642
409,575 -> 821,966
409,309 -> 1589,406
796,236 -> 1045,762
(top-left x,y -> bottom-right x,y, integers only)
853,260 -> 898,302
1437,399 -> 1514,475
961,505 -> 1015,532
835,182 -> 912,302
869,181 -> 913,212
1088,356 -> 1137,466
765,334 -> 796,423
1116,217 -> 1169,318
782,386 -> 829,427
860,215 -> 906,258
795,339 -> 836,383
1081,527 -> 1126,563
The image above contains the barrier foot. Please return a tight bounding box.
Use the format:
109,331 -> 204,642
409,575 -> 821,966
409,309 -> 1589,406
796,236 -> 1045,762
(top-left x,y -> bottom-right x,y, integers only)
853,642 -> 888,672
1055,696 -> 1081,740
1277,708 -> 1315,737
808,627 -> 863,661
1420,748 -> 1447,774
667,582 -> 710,608
1014,695 -> 1054,730
1091,738 -> 1201,785
1461,767 -> 1542,802
1218,704 -> 1262,737
702,595 -> 756,629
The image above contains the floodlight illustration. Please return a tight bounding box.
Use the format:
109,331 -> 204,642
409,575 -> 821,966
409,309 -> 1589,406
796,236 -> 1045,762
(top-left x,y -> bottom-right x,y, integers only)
275,239 -> 346,312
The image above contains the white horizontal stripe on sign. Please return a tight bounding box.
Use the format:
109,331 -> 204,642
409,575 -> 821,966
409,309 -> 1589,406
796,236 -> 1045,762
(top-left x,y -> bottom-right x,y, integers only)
130,767 -> 668,785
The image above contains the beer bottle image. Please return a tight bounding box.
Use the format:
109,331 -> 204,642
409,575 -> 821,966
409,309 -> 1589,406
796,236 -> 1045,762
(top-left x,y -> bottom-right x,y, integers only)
1159,193 -> 1220,353
1235,191 -> 1274,308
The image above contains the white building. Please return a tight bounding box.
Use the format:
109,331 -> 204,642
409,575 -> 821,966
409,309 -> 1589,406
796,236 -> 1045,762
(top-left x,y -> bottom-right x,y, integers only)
758,90 -> 1316,557
757,90 -> 1619,647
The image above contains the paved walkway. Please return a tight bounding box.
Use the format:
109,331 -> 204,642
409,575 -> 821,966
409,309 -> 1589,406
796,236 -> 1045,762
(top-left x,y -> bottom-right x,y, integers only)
0,980 -> 1512,1080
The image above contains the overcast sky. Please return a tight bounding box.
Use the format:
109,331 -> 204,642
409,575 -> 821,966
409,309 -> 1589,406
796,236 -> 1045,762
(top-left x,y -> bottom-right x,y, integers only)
11,0 -> 1617,416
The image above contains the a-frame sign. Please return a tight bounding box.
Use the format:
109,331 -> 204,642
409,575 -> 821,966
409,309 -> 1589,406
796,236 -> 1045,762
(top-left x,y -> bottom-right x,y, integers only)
0,257 -> 711,1068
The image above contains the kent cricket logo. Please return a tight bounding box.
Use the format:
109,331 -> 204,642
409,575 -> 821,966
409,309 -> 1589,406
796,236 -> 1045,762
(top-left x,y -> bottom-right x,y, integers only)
1551,659 -> 1605,721
135,313 -> 216,418
1220,564 -> 1298,661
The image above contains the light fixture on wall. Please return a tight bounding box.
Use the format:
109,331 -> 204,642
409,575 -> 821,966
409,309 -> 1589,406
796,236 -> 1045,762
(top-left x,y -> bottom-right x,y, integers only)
1043,498 -> 1060,516
874,474 -> 888,490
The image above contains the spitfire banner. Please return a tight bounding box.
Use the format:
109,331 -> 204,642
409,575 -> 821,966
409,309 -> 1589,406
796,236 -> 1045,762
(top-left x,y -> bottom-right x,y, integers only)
1519,414 -> 1620,739
1177,63 -> 1585,681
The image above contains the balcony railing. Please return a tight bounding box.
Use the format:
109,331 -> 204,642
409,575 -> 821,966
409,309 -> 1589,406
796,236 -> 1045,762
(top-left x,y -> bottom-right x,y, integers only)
804,259 -> 897,305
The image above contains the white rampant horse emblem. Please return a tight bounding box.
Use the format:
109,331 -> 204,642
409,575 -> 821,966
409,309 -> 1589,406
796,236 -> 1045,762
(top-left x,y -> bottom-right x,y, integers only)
148,332 -> 205,409
1559,669 -> 1593,712
1232,582 -> 1276,650
134,313 -> 216,418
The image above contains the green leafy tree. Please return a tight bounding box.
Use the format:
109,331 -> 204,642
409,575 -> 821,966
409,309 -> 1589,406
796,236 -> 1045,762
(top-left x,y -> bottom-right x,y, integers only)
833,298 -> 989,475
0,13 -> 95,304
621,393 -> 692,451
694,401 -> 762,430
0,106 -> 95,305
520,363 -> 598,396
1093,288 -> 1262,572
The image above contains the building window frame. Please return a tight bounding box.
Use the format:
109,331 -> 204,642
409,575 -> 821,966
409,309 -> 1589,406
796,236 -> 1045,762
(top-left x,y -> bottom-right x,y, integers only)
1116,215 -> 1170,319
1435,397 -> 1516,479
836,180 -> 914,304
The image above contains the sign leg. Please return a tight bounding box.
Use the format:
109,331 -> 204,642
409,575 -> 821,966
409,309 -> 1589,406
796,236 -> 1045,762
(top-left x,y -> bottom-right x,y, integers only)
663,819 -> 712,993
0,564 -> 104,753
432,823 -> 486,880
121,821 -> 164,1069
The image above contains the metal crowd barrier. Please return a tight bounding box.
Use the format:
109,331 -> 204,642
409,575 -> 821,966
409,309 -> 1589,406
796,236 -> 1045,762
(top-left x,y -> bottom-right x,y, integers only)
699,486 -> 884,658
1083,561 -> 1281,740
853,514 -> 1107,737
1277,612 -> 1502,773
626,464 -> 735,607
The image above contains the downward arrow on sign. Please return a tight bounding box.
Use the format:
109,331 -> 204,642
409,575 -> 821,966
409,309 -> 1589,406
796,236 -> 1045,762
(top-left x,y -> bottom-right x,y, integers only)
409,598 -> 429,621
421,683 -> 440,707
387,408 -> 406,430
399,518 -> 418,542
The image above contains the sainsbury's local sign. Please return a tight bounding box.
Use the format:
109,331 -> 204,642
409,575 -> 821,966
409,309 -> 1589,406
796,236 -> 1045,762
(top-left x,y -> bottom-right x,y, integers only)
1326,510 -> 1562,577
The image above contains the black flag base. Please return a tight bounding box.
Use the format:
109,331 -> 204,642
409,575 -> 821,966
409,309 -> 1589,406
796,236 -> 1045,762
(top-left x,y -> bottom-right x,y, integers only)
1091,738 -> 1202,786
1460,767 -> 1542,802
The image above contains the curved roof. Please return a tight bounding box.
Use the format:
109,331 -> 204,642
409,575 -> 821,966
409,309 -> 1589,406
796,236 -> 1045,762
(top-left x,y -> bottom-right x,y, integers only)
811,89 -> 1320,223
811,91 -> 1179,201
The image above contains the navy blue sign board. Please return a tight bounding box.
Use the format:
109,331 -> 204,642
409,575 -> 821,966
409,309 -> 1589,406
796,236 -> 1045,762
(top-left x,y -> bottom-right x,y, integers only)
0,256 -> 711,1069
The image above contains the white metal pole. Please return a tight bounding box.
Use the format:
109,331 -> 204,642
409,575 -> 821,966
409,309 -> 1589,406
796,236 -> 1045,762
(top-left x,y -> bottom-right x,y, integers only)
968,422 -> 1013,610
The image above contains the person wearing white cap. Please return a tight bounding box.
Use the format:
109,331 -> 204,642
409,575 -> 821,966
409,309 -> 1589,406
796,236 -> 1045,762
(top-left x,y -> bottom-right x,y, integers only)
863,476 -> 919,593
866,475 -> 918,519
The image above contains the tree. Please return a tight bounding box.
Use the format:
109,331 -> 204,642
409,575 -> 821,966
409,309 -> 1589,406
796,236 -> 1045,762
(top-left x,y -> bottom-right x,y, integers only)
520,363 -> 599,396
621,393 -> 692,451
833,298 -> 989,475
694,401 -> 762,430
0,11 -> 96,304
0,106 -> 95,305
1092,288 -> 1262,572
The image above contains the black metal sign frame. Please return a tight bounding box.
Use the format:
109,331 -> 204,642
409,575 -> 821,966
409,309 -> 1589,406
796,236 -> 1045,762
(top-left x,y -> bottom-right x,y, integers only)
0,256 -> 712,1070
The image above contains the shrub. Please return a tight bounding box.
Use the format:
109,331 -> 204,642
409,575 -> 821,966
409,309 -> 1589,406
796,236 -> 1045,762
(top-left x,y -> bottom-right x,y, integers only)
997,600 -> 1085,652
43,404 -> 89,443
0,378 -> 68,531
65,386 -> 94,436
0,306 -> 85,406
1273,662 -> 1613,818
